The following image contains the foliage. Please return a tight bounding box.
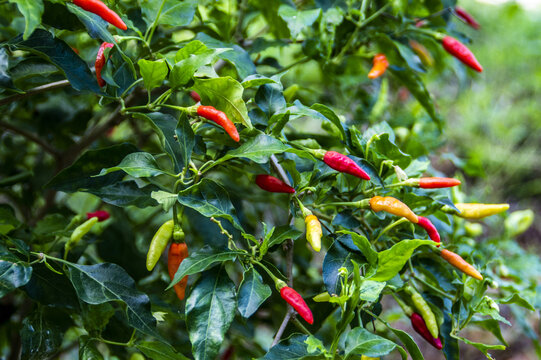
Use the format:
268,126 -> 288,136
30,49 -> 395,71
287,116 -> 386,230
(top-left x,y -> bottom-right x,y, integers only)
0,0 -> 539,359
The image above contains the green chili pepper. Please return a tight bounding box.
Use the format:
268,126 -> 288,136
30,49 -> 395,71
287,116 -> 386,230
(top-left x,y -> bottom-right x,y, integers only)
146,220 -> 174,271
406,285 -> 439,339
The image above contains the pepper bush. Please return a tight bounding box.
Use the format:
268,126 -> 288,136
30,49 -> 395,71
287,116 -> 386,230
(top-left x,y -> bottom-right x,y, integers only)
0,0 -> 539,359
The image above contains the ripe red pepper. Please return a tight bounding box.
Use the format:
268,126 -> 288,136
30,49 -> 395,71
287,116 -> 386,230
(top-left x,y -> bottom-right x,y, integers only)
190,91 -> 201,102
419,177 -> 461,189
441,36 -> 483,72
168,243 -> 189,300
368,53 -> 389,79
323,151 -> 371,180
95,42 -> 114,87
279,286 -> 313,324
455,7 -> 480,30
417,216 -> 440,245
410,312 -> 443,350
73,0 -> 127,30
196,106 -> 240,142
86,210 -> 110,222
255,175 -> 295,194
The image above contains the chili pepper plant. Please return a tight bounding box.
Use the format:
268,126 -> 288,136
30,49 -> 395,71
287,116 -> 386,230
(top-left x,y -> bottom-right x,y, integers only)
0,1 -> 538,359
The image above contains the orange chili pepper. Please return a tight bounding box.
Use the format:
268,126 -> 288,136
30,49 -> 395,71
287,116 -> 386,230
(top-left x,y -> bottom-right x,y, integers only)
368,54 -> 389,79
369,196 -> 419,223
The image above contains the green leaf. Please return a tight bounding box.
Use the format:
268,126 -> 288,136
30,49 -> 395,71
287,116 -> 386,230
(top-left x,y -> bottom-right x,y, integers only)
323,238 -> 366,295
344,327 -> 403,359
140,0 -> 196,27
99,152 -> 173,178
0,245 -> 32,297
151,191 -> 178,212
260,225 -> 303,256
193,77 -> 251,128
8,29 -> 102,94
451,334 -> 505,359
135,112 -> 184,173
46,143 -> 138,192
138,59 -> 168,91
79,336 -> 104,360
278,5 -> 321,39
137,341 -> 190,360
167,245 -> 240,290
175,112 -> 195,169
238,268 -> 272,318
242,75 -> 278,88
177,178 -> 242,230
338,230 -> 378,266
20,307 -> 69,360
64,262 -> 162,340
358,280 -> 386,302
170,41 -> 224,88
0,204 -> 21,235
310,103 -> 347,141
499,292 -> 535,311
261,334 -> 323,359
186,267 -> 236,360
372,240 -> 434,281
385,326 -> 424,360
8,0 -> 43,40
33,213 -> 70,244
86,181 -> 159,208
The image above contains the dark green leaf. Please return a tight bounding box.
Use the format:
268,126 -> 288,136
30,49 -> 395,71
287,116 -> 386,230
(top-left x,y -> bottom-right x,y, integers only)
175,112 -> 195,170
20,307 -> 69,360
86,181 -> 159,208
0,246 -> 32,297
0,204 -> 21,235
137,341 -> 190,360
323,238 -> 366,295
99,152 -> 173,178
261,334 -> 324,359
238,268 -> 271,318
345,327 -> 403,359
8,0 -> 43,40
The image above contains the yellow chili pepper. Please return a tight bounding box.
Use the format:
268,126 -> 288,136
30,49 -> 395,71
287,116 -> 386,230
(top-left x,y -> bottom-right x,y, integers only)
305,214 -> 322,252
406,286 -> 439,339
369,196 -> 419,223
440,249 -> 483,280
454,203 -> 509,219
409,40 -> 434,67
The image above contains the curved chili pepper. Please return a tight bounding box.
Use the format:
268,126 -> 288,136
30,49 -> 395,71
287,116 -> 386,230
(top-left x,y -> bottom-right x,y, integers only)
418,177 -> 461,188
368,53 -> 389,79
190,91 -> 201,102
66,217 -> 98,253
440,249 -> 483,280
441,36 -> 483,72
95,42 -> 114,87
323,151 -> 371,180
406,286 -> 439,339
168,242 -> 189,300
197,105 -> 240,142
146,220 -> 174,271
454,203 -> 509,219
86,210 -> 110,222
411,312 -> 443,350
417,216 -> 440,245
369,196 -> 418,223
279,286 -> 313,324
73,0 -> 127,30
409,40 -> 434,67
455,7 -> 480,30
255,174 -> 295,193
305,215 -> 322,252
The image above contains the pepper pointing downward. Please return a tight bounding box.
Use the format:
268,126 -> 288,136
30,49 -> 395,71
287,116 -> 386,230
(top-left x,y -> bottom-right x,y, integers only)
197,105 -> 240,142
417,216 -> 441,245
95,42 -> 114,87
369,196 -> 418,223
440,249 -> 483,280
441,36 -> 483,72
255,175 -> 295,193
73,0 -> 127,30
279,285 -> 313,324
368,53 -> 389,79
323,151 -> 371,180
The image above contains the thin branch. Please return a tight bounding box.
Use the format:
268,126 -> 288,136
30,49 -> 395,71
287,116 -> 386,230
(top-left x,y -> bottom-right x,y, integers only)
0,120 -> 60,158
271,310 -> 293,347
0,80 -> 70,107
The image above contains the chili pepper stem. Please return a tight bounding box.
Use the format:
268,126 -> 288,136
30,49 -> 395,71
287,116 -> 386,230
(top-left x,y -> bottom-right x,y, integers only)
291,318 -> 312,335
372,217 -> 409,244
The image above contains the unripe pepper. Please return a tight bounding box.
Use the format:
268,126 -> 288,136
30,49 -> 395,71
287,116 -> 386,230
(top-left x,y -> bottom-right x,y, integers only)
168,242 -> 189,300
255,174 -> 295,193
146,220 -> 174,271
413,177 -> 461,189
279,286 -> 313,324
441,36 -> 483,72
95,42 -> 114,87
323,151 -> 371,180
454,203 -> 509,219
409,40 -> 434,67
197,106 -> 240,142
410,312 -> 443,350
369,196 -> 418,223
406,286 -> 438,339
455,7 -> 480,30
417,216 -> 440,245
305,215 -> 322,252
440,249 -> 483,280
86,210 -> 110,222
368,53 -> 389,79
73,0 -> 127,30
65,217 -> 98,254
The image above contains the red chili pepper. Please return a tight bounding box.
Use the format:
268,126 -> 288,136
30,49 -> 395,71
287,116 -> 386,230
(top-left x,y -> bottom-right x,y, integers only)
368,53 -> 389,79
441,36 -> 483,72
73,0 -> 127,30
455,7 -> 480,30
86,210 -> 110,222
417,216 -> 440,245
323,151 -> 371,180
255,175 -> 295,194
196,106 -> 240,142
279,286 -> 313,324
410,312 -> 443,350
190,91 -> 201,102
419,177 -> 461,189
95,42 -> 114,87
168,243 -> 189,301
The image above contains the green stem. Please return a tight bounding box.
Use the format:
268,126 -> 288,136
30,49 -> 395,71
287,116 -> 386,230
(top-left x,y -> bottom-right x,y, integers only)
291,318 -> 312,335
272,57 -> 311,76
145,0 -> 168,45
411,271 -> 454,300
372,217 -> 408,244
120,78 -> 143,98
252,260 -> 282,285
